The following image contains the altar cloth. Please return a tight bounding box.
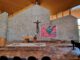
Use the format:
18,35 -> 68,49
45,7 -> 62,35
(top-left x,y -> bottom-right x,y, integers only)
6,43 -> 46,47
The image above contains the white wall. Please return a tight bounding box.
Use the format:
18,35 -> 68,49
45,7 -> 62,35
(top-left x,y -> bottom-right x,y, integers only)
51,15 -> 79,41
0,12 -> 8,39
7,5 -> 50,42
7,5 -> 79,42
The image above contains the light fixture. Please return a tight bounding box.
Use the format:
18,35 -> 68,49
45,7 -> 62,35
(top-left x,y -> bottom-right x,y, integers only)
35,0 -> 40,5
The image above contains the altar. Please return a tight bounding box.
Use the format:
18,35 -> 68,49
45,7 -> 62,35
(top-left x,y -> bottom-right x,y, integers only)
0,42 -> 72,59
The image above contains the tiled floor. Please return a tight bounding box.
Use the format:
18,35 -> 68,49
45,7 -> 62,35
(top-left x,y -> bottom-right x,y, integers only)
0,42 -> 80,60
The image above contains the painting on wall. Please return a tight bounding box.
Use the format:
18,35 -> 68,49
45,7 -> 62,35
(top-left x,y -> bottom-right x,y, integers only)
40,23 -> 56,38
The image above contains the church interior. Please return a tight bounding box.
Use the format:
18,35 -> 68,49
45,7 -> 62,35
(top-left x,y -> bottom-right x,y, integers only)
0,0 -> 80,60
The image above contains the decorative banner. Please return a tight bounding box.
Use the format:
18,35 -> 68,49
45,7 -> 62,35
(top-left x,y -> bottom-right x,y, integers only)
40,23 -> 56,38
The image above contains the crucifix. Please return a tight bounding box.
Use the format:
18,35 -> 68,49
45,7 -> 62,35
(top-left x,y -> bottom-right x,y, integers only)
34,20 -> 41,34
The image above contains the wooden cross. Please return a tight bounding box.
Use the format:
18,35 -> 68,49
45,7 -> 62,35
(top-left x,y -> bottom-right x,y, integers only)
34,20 -> 41,34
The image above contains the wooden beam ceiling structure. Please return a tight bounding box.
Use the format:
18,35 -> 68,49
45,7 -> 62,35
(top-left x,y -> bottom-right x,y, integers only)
0,0 -> 80,15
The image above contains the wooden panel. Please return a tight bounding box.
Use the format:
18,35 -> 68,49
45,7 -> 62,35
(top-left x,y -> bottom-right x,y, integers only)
72,9 -> 80,18
0,0 -> 80,15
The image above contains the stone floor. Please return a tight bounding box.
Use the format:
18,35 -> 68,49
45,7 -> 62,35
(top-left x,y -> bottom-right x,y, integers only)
0,42 -> 80,60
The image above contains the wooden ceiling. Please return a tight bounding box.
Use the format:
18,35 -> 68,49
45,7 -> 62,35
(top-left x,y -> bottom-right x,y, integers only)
0,0 -> 80,15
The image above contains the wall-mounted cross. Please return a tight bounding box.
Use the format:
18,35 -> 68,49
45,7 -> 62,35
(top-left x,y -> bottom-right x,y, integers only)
34,20 -> 41,34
